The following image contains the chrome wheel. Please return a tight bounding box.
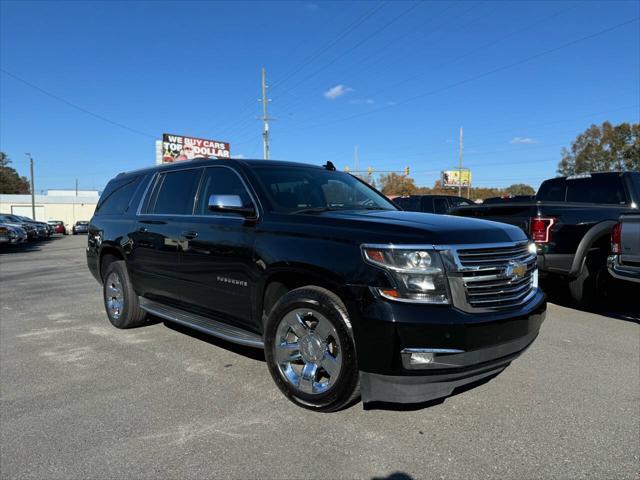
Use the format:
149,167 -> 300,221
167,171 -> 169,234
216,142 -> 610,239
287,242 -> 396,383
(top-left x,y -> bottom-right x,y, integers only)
273,308 -> 342,395
105,272 -> 124,320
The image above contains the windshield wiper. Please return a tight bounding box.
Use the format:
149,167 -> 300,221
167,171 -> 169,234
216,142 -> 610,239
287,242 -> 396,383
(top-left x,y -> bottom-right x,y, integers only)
291,207 -> 341,214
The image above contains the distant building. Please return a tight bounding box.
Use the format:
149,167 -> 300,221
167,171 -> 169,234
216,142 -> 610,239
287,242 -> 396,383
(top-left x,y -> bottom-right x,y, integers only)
46,189 -> 100,197
0,192 -> 99,225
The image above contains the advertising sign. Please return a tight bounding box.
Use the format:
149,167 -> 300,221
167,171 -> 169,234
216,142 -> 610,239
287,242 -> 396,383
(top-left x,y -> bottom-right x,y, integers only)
442,169 -> 472,188
161,133 -> 230,163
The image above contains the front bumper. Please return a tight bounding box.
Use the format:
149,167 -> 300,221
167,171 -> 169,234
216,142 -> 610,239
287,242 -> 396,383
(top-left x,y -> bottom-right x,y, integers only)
360,330 -> 538,404
607,255 -> 640,284
349,288 -> 546,404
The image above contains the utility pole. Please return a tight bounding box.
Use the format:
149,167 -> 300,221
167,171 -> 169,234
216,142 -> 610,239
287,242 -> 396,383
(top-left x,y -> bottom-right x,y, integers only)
26,153 -> 35,220
75,179 -> 78,196
261,67 -> 270,160
458,127 -> 463,197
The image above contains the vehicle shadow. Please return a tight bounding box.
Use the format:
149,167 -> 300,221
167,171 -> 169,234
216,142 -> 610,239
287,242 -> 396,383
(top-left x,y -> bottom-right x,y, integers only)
541,278 -> 639,323
0,235 -> 71,254
162,320 -> 266,362
372,473 -> 414,480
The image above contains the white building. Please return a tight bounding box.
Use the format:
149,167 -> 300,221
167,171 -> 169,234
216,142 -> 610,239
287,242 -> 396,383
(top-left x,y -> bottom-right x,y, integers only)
0,193 -> 99,225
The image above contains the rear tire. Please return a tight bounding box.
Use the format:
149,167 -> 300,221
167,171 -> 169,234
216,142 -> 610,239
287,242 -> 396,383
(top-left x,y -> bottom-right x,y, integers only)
102,260 -> 147,329
569,252 -> 607,308
264,286 -> 360,412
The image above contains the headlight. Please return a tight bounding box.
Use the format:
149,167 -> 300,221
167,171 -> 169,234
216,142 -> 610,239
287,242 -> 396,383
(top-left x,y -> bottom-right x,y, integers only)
362,245 -> 449,304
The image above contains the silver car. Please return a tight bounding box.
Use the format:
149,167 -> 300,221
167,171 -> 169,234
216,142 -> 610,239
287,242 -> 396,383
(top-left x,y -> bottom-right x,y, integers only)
0,224 -> 27,245
608,213 -> 640,284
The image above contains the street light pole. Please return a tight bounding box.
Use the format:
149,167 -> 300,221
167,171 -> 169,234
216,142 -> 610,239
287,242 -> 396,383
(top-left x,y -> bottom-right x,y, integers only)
25,153 -> 35,220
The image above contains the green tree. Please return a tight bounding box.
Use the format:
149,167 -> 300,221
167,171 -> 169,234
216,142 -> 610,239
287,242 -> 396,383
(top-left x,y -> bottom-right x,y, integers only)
0,152 -> 31,194
557,122 -> 639,175
505,183 -> 535,196
378,172 -> 417,196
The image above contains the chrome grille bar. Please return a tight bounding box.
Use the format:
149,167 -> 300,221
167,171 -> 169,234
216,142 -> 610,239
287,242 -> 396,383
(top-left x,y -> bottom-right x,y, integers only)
439,241 -> 538,313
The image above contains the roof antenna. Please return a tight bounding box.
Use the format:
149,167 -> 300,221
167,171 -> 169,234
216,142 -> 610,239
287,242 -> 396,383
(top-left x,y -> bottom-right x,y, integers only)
324,161 -> 336,171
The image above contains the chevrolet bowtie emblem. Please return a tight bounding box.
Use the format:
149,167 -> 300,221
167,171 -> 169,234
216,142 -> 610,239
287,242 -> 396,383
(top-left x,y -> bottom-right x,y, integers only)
505,261 -> 527,280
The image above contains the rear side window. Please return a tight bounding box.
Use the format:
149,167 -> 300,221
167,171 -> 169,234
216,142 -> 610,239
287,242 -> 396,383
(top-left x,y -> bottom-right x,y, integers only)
147,169 -> 202,215
450,197 -> 472,207
536,178 -> 566,201
96,176 -> 141,215
195,167 -> 253,215
420,197 -> 434,212
433,198 -> 449,214
396,197 -> 421,211
566,176 -> 627,204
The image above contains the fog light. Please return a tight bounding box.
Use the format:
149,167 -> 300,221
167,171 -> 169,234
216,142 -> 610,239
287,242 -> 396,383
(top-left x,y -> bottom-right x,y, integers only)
410,352 -> 434,365
400,348 -> 465,369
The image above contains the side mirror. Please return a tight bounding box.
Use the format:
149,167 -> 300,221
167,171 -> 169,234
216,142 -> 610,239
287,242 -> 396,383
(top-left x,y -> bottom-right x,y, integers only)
208,194 -> 256,217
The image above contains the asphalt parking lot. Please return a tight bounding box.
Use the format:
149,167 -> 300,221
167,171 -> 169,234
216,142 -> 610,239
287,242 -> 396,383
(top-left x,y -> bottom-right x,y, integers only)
1,235 -> 638,479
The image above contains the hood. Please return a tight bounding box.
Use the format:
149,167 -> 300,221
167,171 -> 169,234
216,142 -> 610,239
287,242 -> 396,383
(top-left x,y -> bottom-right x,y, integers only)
285,210 -> 528,245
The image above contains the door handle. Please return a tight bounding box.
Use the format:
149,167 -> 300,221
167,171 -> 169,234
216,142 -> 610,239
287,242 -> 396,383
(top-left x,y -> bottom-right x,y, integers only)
180,231 -> 198,240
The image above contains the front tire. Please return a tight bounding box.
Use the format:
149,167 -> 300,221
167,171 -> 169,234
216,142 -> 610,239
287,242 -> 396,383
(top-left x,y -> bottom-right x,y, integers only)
102,260 -> 147,329
264,286 -> 360,412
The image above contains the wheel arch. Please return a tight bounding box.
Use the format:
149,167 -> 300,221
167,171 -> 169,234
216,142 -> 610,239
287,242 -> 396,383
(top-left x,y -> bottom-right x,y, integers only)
257,265 -> 346,330
569,220 -> 616,278
98,243 -> 126,282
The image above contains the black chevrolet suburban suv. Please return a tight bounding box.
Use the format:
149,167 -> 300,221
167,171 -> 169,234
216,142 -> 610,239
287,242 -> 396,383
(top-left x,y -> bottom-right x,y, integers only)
87,158 -> 546,411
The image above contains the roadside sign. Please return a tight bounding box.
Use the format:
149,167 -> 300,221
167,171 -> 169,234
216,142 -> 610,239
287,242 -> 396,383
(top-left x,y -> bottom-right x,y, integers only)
161,133 -> 230,163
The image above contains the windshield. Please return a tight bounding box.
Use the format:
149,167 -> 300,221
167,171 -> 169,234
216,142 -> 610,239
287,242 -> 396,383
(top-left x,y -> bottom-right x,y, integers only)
251,165 -> 398,214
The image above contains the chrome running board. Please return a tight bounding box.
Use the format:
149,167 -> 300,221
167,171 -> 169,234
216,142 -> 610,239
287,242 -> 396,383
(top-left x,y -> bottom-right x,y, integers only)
139,298 -> 264,348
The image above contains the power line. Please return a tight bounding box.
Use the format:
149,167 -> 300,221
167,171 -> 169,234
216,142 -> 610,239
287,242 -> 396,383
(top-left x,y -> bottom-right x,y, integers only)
272,1 -> 468,117
277,2 -> 575,128
270,1 -> 390,91
214,2 -> 390,146
272,0 -> 424,106
366,2 -> 579,100
315,103 -> 639,163
294,16 -> 640,131
0,69 -> 156,138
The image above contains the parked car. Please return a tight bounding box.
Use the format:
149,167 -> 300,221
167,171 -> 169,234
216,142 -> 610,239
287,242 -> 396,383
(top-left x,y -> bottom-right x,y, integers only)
48,220 -> 67,235
0,214 -> 38,241
72,221 -> 89,234
0,224 -> 28,245
449,171 -> 640,306
11,215 -> 52,238
607,213 -> 640,284
394,194 -> 473,214
87,158 -> 546,411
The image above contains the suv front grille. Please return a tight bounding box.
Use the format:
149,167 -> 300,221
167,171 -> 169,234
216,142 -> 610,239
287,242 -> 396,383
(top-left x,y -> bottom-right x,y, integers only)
444,242 -> 537,312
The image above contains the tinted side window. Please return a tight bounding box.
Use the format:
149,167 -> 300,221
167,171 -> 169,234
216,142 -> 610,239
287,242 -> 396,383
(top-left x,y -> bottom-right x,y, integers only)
433,198 -> 449,214
148,169 -> 202,215
536,178 -> 566,201
450,197 -> 471,207
96,176 -> 141,215
566,176 -> 627,204
420,197 -> 434,213
394,197 -> 408,209
196,167 -> 253,215
395,197 -> 421,211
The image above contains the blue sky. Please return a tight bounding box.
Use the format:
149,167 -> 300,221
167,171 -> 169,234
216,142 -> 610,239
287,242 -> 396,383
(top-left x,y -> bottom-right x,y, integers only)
1,0 -> 638,193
